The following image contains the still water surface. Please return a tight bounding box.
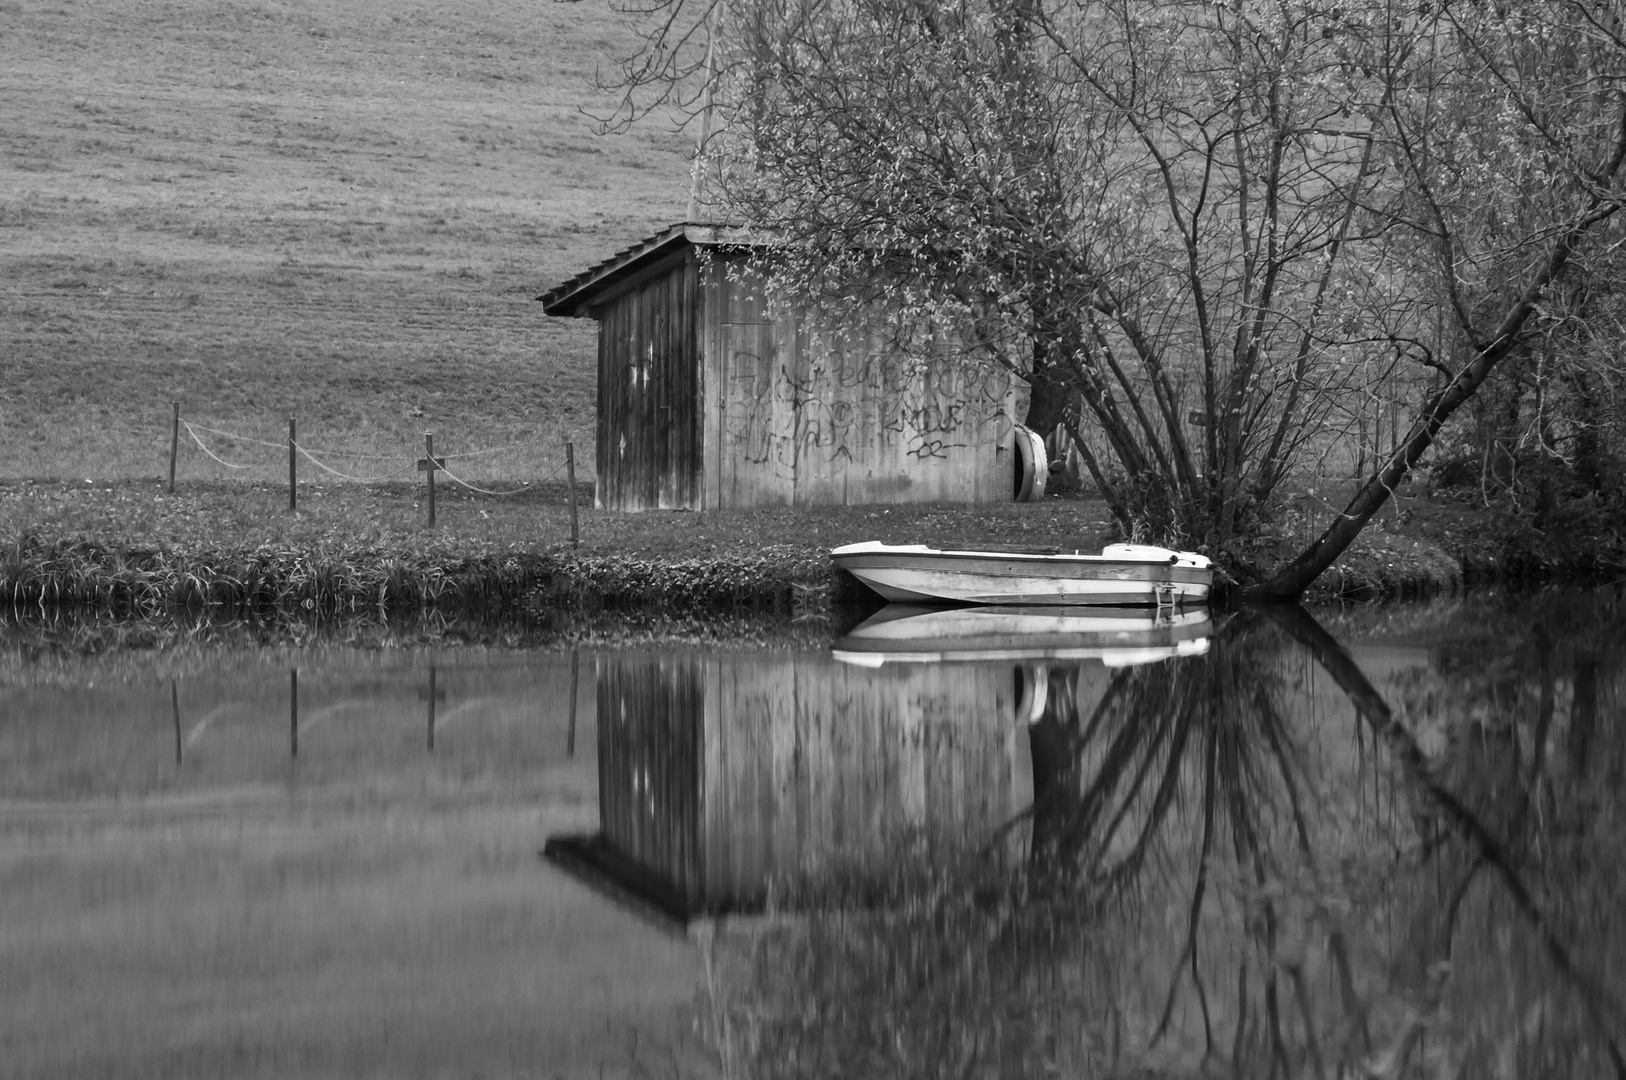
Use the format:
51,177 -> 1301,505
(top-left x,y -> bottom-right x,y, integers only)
3,587 -> 1623,1078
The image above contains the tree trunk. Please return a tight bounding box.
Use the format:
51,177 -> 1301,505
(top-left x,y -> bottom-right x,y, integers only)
1249,209 -> 1615,599
1022,346 -> 1073,442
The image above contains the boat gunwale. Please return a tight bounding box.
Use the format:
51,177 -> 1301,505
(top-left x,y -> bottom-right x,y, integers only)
830,540 -> 1215,607
833,553 -> 1214,586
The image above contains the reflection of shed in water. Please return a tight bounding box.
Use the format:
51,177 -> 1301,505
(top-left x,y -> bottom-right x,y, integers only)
545,654 -> 1031,924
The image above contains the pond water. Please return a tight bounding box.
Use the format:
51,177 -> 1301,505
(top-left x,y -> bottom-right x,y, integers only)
2,587 -> 1623,1079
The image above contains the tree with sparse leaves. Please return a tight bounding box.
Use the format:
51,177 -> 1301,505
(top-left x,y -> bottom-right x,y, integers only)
1254,0 -> 1626,595
595,0 -> 1626,594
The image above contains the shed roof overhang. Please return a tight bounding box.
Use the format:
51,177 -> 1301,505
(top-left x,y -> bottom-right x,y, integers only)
536,222 -> 767,319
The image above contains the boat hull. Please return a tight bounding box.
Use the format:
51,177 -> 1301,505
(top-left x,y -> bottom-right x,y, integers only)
831,543 -> 1212,606
832,604 -> 1212,666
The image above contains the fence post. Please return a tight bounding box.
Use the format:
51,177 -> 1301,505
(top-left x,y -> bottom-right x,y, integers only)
565,440 -> 579,547
426,433 -> 436,527
418,433 -> 445,527
168,402 -> 179,494
288,417 -> 297,512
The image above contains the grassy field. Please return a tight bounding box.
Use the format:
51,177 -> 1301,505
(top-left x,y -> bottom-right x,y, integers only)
2,0 -> 692,484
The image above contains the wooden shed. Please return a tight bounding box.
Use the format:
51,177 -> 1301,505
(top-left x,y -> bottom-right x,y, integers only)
539,223 -> 1021,511
542,652 -> 1033,922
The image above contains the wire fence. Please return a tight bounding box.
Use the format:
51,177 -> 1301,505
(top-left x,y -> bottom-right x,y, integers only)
167,404 -> 595,533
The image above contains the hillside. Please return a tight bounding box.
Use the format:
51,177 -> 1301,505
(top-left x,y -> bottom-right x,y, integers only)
0,0 -> 691,483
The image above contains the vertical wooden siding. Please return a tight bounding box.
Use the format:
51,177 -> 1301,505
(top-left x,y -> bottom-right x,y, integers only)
593,652 -> 1028,912
596,656 -> 706,906
701,259 -> 1017,509
595,257 -> 702,510
700,655 -> 1025,908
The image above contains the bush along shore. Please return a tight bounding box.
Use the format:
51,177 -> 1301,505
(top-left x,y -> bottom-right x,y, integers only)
1247,501 -> 1626,603
0,536 -> 838,621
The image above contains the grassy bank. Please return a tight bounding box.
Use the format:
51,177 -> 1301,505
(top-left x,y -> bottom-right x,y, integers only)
5,478 -> 1621,620
0,479 -> 1118,617
0,533 -> 831,620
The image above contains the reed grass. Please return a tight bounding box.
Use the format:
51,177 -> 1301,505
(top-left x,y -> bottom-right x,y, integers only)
0,533 -> 834,620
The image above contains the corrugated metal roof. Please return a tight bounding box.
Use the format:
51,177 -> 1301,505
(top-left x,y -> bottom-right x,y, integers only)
536,222 -> 766,318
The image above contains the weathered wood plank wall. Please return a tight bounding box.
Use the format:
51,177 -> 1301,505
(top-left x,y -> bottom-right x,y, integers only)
594,257 -> 702,510
596,251 -> 1017,512
594,653 -> 1031,911
596,655 -> 705,906
699,655 -> 1027,907
701,262 -> 1017,509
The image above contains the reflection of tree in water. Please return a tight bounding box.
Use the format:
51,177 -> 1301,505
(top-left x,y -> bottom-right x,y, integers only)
1025,614 -> 1342,1074
712,598 -> 1626,1079
1279,599 -> 1626,1078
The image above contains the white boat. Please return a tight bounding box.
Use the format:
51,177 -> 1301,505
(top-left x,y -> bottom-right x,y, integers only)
830,541 -> 1213,607
832,604 -> 1212,667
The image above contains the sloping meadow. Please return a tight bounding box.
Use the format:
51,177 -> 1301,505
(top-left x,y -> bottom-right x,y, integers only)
2,0 -> 690,484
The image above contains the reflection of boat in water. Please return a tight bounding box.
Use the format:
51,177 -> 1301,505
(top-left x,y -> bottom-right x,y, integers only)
830,541 -> 1212,606
833,604 -> 1212,667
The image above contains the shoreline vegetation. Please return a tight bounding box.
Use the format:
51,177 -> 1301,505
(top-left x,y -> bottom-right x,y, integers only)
4,479 -> 1621,627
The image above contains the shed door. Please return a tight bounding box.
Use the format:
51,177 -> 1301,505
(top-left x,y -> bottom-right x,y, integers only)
597,266 -> 701,510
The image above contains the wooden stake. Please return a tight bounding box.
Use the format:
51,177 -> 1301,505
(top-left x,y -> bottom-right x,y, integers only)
288,416 -> 297,512
565,440 -> 579,547
168,402 -> 179,494
418,433 -> 445,527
